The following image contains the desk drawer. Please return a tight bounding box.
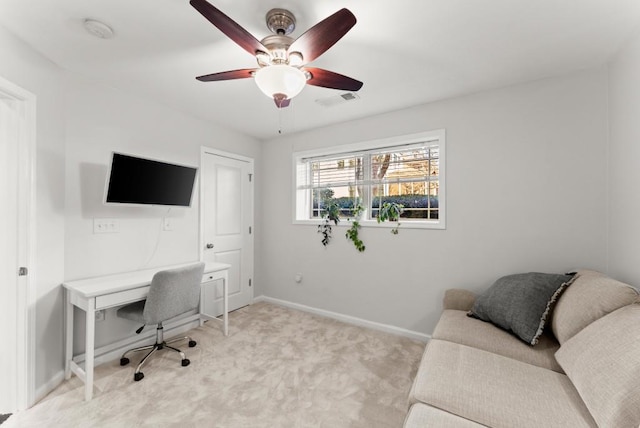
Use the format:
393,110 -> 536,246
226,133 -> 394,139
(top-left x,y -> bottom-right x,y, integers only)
95,286 -> 149,309
202,273 -> 223,283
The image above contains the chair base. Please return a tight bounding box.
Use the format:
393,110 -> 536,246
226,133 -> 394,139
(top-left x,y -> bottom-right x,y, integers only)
119,326 -> 197,382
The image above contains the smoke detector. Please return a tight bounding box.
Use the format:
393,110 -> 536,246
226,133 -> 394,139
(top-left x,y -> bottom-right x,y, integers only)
83,19 -> 115,39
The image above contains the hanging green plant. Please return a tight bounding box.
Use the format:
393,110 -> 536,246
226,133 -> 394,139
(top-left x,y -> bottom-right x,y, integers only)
345,202 -> 365,252
377,202 -> 405,234
318,202 -> 340,246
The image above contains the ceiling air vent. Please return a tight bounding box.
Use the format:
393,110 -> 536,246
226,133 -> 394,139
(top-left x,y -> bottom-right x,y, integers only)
315,92 -> 361,108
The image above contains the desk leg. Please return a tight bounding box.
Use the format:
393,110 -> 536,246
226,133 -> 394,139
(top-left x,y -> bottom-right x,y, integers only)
198,286 -> 205,327
223,273 -> 228,336
64,290 -> 73,380
84,298 -> 96,401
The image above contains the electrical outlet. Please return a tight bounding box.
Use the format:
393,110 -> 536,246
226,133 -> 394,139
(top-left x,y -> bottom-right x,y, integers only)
95,310 -> 106,322
93,218 -> 119,234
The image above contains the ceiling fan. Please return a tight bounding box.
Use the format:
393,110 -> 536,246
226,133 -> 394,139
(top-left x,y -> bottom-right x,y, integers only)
189,0 -> 363,108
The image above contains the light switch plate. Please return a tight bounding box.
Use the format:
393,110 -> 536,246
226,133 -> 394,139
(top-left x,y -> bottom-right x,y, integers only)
93,218 -> 119,234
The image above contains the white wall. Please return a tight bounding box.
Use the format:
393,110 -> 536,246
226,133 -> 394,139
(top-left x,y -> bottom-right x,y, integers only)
608,30 -> 640,285
259,68 -> 609,335
0,26 -> 66,395
64,74 -> 262,351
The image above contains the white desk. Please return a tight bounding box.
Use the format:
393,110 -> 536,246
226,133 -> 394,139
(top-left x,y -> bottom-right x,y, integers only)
63,261 -> 230,401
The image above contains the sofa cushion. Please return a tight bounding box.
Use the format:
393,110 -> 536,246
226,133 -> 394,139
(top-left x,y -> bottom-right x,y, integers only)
551,270 -> 639,344
433,309 -> 563,372
405,403 -> 487,428
468,272 -> 574,345
409,340 -> 597,428
443,289 -> 477,311
555,303 -> 640,428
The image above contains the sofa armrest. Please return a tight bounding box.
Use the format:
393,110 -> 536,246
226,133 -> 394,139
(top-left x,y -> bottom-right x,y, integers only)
443,289 -> 476,311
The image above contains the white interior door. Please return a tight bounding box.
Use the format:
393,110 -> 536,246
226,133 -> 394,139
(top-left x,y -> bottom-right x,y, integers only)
201,149 -> 254,315
0,96 -> 19,414
0,77 -> 35,412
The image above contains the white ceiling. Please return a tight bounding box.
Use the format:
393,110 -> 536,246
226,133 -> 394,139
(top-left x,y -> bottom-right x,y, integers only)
1,0 -> 639,140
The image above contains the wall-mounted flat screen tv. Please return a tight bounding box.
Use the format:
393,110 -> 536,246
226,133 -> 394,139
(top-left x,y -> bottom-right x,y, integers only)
104,152 -> 198,207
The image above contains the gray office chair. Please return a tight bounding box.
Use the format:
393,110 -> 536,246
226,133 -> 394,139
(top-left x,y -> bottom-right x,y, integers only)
117,262 -> 205,381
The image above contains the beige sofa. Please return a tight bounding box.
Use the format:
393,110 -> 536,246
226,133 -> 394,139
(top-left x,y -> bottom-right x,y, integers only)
405,270 -> 640,428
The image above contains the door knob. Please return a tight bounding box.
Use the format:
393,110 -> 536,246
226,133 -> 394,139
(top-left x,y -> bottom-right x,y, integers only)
206,243 -> 214,249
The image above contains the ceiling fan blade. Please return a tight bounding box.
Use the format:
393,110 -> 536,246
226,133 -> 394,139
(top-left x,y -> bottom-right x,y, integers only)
305,68 -> 363,91
190,0 -> 267,56
196,68 -> 256,82
288,9 -> 356,64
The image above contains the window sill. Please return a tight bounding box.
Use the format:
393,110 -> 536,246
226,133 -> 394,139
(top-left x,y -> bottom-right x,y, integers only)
293,219 -> 445,230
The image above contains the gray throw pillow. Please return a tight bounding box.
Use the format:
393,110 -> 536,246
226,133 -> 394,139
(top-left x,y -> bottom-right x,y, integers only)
468,272 -> 575,345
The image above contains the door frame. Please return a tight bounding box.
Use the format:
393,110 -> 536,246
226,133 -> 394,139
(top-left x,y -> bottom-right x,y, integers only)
199,146 -> 255,304
0,75 -> 37,410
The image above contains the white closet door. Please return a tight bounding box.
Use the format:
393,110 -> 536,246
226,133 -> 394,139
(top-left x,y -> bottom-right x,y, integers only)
201,150 -> 254,315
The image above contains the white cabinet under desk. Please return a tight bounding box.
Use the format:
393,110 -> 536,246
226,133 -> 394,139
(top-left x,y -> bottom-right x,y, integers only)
63,261 -> 230,401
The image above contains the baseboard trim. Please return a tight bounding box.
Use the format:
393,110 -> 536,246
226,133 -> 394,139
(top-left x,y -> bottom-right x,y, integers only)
254,295 -> 430,342
34,370 -> 64,404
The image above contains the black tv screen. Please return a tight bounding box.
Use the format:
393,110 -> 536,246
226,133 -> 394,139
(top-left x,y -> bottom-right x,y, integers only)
104,153 -> 197,207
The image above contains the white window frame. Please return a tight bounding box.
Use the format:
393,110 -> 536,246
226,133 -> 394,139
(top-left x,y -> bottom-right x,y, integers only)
292,129 -> 446,230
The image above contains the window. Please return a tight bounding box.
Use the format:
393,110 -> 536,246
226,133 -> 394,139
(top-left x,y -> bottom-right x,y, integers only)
294,130 -> 445,229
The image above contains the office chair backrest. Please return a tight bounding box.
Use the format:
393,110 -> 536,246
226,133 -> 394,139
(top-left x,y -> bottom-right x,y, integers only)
143,262 -> 206,325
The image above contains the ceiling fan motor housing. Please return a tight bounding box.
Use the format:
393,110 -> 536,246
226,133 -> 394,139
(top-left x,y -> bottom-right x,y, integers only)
266,8 -> 296,35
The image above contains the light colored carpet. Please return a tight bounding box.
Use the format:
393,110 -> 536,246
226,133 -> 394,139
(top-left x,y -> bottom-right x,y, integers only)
6,302 -> 424,428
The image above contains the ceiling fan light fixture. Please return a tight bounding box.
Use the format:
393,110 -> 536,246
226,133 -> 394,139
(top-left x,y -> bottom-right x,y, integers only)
288,52 -> 304,67
254,65 -> 307,100
190,1 -> 361,109
256,53 -> 272,68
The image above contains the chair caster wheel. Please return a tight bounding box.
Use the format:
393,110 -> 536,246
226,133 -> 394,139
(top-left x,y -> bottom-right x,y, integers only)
134,372 -> 144,381
182,359 -> 190,367
188,340 -> 197,347
120,357 -> 130,366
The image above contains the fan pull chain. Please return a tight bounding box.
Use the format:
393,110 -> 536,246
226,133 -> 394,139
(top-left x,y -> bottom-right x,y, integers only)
278,106 -> 283,134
